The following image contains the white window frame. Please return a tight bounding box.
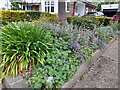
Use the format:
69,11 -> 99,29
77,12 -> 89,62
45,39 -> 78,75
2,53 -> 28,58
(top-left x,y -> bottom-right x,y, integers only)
44,0 -> 55,13
66,0 -> 70,12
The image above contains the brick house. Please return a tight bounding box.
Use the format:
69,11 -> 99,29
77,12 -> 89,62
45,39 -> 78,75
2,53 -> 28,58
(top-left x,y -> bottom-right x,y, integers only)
20,0 -> 96,16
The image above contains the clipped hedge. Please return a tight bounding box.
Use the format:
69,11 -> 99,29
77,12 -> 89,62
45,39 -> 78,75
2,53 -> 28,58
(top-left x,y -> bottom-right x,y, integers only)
0,10 -> 29,24
0,10 -> 57,24
67,16 -> 96,30
25,11 -> 42,20
95,16 -> 112,26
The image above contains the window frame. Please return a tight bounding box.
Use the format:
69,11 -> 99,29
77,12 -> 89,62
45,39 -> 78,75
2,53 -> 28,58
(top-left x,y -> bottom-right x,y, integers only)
44,0 -> 54,13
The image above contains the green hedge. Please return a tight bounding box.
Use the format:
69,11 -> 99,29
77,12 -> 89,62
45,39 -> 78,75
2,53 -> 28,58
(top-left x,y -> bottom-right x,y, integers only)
0,10 -> 57,24
95,16 -> 111,26
0,10 -> 29,24
67,15 -> 112,29
25,11 -> 42,20
67,16 -> 96,30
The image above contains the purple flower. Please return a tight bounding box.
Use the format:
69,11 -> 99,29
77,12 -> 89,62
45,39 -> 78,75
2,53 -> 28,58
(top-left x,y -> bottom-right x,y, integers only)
55,76 -> 58,80
52,64 -> 54,67
56,54 -> 60,59
46,77 -> 53,83
70,40 -> 80,50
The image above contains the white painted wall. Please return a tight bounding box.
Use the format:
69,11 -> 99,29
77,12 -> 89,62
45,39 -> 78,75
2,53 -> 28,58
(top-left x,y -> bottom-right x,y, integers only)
101,4 -> 118,11
25,0 -> 41,3
0,0 -> 11,9
75,1 -> 85,16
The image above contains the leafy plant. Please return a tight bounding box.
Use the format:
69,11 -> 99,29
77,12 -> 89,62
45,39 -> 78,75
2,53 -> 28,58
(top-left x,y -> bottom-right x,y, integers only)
0,21 -> 53,79
27,37 -> 80,88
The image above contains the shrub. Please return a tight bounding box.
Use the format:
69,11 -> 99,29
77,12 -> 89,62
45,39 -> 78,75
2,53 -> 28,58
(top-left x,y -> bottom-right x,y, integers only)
0,21 -> 53,79
0,10 -> 57,24
39,12 -> 57,23
25,11 -> 42,20
27,37 -> 80,88
95,16 -> 111,26
67,16 -> 79,23
0,10 -> 29,24
67,16 -> 96,30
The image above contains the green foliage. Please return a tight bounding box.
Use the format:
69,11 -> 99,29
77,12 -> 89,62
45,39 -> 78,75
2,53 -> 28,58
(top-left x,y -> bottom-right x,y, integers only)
67,16 -> 79,23
95,26 -> 114,43
25,11 -> 41,20
96,3 -> 102,11
11,2 -> 22,10
27,37 -> 80,88
95,16 -> 111,26
0,21 -> 53,79
0,10 -> 29,24
67,16 -> 96,30
110,21 -> 120,31
0,10 -> 57,24
79,46 -> 93,61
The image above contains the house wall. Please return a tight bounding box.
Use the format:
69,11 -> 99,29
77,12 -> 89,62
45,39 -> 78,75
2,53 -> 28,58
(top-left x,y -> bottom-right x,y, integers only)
0,0 -> 11,10
74,1 -> 85,16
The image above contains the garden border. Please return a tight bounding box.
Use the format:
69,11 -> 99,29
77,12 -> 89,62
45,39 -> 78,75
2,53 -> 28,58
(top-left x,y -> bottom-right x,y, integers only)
61,37 -> 117,88
2,37 -> 117,89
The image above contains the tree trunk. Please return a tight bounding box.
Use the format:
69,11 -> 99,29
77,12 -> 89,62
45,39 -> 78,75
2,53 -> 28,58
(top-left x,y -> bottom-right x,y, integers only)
58,0 -> 66,23
116,1 -> 120,22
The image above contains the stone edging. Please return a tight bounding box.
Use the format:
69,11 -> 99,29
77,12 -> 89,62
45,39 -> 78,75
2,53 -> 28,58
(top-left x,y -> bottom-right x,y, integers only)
61,37 -> 117,88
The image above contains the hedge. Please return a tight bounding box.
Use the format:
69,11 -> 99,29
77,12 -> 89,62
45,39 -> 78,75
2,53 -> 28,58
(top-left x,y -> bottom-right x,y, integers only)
0,10 -> 57,24
95,16 -> 112,26
0,10 -> 29,24
67,16 -> 96,30
67,15 -> 112,28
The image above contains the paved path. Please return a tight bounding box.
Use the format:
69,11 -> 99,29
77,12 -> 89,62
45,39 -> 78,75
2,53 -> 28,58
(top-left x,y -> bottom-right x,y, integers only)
73,39 -> 118,88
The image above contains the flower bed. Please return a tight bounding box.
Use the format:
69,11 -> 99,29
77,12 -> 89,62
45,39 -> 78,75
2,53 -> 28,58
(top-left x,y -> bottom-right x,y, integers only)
0,20 -> 119,88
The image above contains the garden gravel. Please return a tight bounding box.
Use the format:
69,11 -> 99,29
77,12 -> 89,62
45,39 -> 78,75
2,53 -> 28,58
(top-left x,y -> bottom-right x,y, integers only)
73,39 -> 118,88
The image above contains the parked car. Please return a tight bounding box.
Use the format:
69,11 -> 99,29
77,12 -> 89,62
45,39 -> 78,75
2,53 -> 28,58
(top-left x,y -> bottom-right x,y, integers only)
87,12 -> 104,16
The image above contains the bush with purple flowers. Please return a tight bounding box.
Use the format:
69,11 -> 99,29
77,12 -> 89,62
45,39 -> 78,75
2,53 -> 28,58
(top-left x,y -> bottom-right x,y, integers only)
26,18 -> 118,88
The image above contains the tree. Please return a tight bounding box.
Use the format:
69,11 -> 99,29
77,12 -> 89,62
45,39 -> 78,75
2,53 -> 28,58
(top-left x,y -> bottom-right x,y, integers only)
96,3 -> 102,11
11,2 -> 22,10
9,0 -> 23,10
58,0 -> 66,23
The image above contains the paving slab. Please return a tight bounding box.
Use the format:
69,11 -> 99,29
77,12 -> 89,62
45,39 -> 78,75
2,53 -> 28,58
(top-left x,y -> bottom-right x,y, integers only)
3,75 -> 27,88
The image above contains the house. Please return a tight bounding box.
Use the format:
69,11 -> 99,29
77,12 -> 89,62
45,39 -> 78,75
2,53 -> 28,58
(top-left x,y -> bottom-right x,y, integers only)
21,0 -> 95,16
101,4 -> 119,17
0,0 -> 11,10
1,0 -> 95,16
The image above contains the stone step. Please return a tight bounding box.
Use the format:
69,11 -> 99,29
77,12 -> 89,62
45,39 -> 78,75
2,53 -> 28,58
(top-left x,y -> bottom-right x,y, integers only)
3,75 -> 27,88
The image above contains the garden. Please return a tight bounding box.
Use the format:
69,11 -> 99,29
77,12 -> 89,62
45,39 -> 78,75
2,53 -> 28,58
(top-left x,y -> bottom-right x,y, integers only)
0,10 -> 119,88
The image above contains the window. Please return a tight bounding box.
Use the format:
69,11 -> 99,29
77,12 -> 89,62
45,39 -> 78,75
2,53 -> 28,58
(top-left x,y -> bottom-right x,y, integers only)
66,1 -> 70,12
45,0 -> 54,12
